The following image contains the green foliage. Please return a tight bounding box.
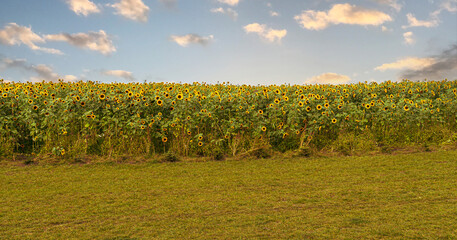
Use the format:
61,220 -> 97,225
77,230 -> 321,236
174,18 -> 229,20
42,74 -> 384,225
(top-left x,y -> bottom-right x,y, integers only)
1,79 -> 457,159
161,151 -> 180,162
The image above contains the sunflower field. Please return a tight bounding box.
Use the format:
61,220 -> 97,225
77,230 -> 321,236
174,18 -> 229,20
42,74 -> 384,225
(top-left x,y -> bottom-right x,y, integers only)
1,79 -> 457,160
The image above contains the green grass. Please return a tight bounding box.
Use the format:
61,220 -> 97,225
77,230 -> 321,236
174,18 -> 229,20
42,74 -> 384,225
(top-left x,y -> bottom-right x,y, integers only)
1,151 -> 457,239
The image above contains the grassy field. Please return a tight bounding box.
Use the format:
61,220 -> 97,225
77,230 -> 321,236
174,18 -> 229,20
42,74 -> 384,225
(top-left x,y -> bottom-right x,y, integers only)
1,151 -> 457,239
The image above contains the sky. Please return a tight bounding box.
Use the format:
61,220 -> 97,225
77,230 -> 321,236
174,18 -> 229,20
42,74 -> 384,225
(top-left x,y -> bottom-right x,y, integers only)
0,0 -> 456,85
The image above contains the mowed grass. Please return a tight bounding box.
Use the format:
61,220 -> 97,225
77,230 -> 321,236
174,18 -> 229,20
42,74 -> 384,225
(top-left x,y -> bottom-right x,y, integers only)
1,151 -> 457,239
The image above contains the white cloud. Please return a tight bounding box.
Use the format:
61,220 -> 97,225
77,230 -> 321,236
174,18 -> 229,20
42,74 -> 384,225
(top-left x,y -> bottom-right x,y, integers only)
243,23 -> 287,43
1,57 -> 77,82
402,13 -> 439,28
381,25 -> 392,32
440,0 -> 457,12
109,0 -> 149,22
374,57 -> 436,71
270,11 -> 279,17
401,44 -> 457,80
432,0 -> 457,16
0,23 -> 63,55
210,7 -> 238,20
45,30 -> 116,55
103,70 -> 135,81
217,0 -> 239,6
403,31 -> 415,45
305,73 -> 351,85
170,34 -> 214,47
67,0 -> 100,16
376,0 -> 402,12
294,3 -> 392,30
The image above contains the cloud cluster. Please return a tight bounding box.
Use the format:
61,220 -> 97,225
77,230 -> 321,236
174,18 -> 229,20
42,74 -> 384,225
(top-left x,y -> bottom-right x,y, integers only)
67,0 -> 100,16
374,57 -> 436,71
211,7 -> 238,20
402,13 -> 439,28
0,23 -> 62,55
375,0 -> 402,12
403,0 -> 457,29
217,0 -> 239,6
401,45 -> 457,80
103,70 -> 135,81
170,34 -> 214,47
305,73 -> 351,85
45,30 -> 116,55
403,31 -> 415,45
0,57 -> 77,82
243,23 -> 287,43
294,3 -> 392,30
270,11 -> 279,17
109,0 -> 149,22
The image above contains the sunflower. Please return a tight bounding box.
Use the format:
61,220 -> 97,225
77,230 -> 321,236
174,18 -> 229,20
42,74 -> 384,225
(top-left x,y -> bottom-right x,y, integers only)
324,103 -> 329,108
81,101 -> 86,107
282,133 -> 288,138
258,109 -> 264,114
365,104 -> 371,109
28,99 -> 33,104
176,93 -> 183,100
306,106 -> 311,112
316,105 -> 322,110
198,141 -> 203,147
198,136 -> 203,141
186,116 -> 191,120
274,98 -> 280,104
298,101 -> 304,107
141,125 -> 145,130
332,118 -> 337,124
337,105 -> 342,110
162,137 -> 168,143
403,105 -> 410,111
33,105 -> 38,111
157,99 -> 163,106
261,126 -> 267,131
300,94 -> 305,100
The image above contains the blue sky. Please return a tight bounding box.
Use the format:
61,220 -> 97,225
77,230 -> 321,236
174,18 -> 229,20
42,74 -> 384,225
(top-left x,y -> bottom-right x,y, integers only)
0,0 -> 456,85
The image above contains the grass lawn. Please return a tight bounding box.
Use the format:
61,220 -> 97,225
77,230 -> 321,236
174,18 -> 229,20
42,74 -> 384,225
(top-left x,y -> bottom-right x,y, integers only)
1,151 -> 457,239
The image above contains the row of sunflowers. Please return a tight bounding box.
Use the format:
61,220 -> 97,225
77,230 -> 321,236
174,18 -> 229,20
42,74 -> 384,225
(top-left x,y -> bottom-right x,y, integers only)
1,79 -> 456,158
